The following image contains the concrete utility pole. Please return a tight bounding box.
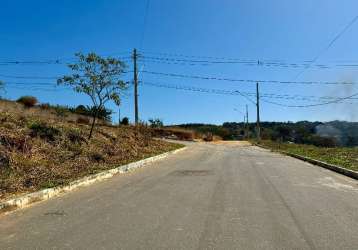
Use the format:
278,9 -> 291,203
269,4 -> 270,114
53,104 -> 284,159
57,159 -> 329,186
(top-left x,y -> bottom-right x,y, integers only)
256,82 -> 261,141
133,49 -> 139,125
246,104 -> 249,139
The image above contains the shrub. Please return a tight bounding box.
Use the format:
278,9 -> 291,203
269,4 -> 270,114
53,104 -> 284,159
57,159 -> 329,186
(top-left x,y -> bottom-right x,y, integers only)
17,96 -> 38,107
136,123 -> 152,145
77,116 -> 90,124
0,150 -> 10,169
53,105 -> 69,117
89,152 -> 105,162
203,133 -> 213,141
120,117 -> 129,125
39,103 -> 50,109
148,118 -> 163,128
309,135 -> 337,147
66,129 -> 86,144
0,134 -> 31,153
89,106 -> 113,122
71,105 -> 112,122
74,105 -> 88,115
28,121 -> 61,142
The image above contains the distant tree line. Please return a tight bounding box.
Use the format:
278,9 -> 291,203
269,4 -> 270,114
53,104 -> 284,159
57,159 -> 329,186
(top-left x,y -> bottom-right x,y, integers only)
177,121 -> 358,147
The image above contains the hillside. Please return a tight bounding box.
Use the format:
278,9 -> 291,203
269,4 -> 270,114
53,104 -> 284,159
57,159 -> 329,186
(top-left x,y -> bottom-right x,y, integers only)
0,100 -> 182,201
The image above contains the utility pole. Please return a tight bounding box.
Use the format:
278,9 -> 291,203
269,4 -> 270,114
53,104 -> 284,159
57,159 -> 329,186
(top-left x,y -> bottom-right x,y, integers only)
256,82 -> 261,141
245,104 -> 249,139
133,48 -> 139,125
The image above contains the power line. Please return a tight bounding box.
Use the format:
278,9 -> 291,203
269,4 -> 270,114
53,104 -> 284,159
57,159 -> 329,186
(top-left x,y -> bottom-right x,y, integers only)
141,56 -> 256,64
141,81 -> 256,104
140,56 -> 337,69
293,15 -> 358,80
141,70 -> 357,85
0,71 -> 132,80
0,58 -> 132,66
141,51 -> 280,62
3,81 -> 57,86
139,57 -> 358,70
4,84 -> 70,92
2,79 -> 356,107
0,74 -> 59,79
140,51 -> 358,68
140,81 -> 357,104
7,80 -> 351,102
0,54 -> 132,66
261,92 -> 358,107
3,51 -> 358,70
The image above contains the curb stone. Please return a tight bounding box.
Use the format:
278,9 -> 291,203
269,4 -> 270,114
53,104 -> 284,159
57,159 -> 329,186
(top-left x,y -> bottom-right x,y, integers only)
254,143 -> 358,180
0,146 -> 186,214
283,152 -> 358,180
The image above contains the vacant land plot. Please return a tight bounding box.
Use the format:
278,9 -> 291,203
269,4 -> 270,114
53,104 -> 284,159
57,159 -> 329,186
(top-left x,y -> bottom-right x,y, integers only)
0,111 -> 182,201
257,140 -> 358,172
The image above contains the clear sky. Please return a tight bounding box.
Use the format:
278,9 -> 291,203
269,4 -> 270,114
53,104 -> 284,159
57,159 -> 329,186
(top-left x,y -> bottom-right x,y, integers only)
1,0 -> 358,124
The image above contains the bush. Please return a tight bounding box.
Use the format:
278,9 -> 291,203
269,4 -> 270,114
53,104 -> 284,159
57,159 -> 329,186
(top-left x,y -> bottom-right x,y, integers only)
71,105 -> 112,122
28,121 -> 61,142
90,106 -> 112,122
120,117 -> 129,125
17,96 -> 38,107
73,105 -> 87,115
52,105 -> 69,117
0,134 -> 31,153
0,150 -> 10,169
148,118 -> 163,128
39,103 -> 50,109
309,135 -> 337,147
176,131 -> 194,141
66,129 -> 86,144
203,133 -> 213,141
89,152 -> 105,162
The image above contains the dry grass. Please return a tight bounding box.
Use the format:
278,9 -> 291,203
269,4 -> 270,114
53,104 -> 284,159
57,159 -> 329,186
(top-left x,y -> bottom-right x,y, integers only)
257,140 -> 358,172
0,109 -> 183,201
0,99 -> 106,125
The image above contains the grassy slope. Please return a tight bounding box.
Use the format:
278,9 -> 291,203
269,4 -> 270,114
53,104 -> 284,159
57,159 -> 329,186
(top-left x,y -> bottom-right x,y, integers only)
257,140 -> 358,172
0,110 -> 183,201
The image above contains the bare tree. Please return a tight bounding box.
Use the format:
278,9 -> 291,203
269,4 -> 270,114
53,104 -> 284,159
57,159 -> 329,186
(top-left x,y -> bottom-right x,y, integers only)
58,52 -> 127,139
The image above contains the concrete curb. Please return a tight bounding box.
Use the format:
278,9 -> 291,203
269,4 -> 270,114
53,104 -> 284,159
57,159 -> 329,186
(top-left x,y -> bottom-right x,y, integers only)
0,146 -> 186,214
283,152 -> 358,180
254,144 -> 358,180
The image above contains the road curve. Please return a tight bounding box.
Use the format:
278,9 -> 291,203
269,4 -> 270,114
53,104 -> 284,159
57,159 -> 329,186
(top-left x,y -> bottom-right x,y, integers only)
0,142 -> 357,250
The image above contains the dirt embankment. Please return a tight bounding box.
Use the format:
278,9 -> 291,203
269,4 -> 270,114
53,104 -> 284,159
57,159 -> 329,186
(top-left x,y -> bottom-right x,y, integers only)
0,109 -> 182,201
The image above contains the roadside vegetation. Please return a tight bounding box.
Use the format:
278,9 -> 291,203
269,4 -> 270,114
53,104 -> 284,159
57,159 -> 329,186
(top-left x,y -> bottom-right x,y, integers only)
0,52 -> 185,201
256,140 -> 358,172
177,121 -> 358,147
0,109 -> 182,201
58,52 -> 127,139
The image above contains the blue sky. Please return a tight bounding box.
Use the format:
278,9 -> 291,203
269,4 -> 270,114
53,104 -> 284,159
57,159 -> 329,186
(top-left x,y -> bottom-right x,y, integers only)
1,0 -> 358,124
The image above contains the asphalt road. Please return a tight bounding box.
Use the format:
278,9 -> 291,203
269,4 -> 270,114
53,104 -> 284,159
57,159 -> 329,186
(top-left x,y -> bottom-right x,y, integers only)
1,142 -> 358,250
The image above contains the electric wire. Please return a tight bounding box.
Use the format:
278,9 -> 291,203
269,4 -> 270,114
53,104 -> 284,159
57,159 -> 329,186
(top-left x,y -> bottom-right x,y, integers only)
141,70 -> 357,85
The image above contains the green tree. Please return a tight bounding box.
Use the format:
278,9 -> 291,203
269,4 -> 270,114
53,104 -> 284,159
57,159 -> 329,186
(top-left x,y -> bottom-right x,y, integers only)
148,118 -> 163,128
58,52 -> 127,139
120,117 -> 129,125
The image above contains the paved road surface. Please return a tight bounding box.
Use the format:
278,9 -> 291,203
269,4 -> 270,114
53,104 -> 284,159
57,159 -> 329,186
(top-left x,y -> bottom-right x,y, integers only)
1,142 -> 358,249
